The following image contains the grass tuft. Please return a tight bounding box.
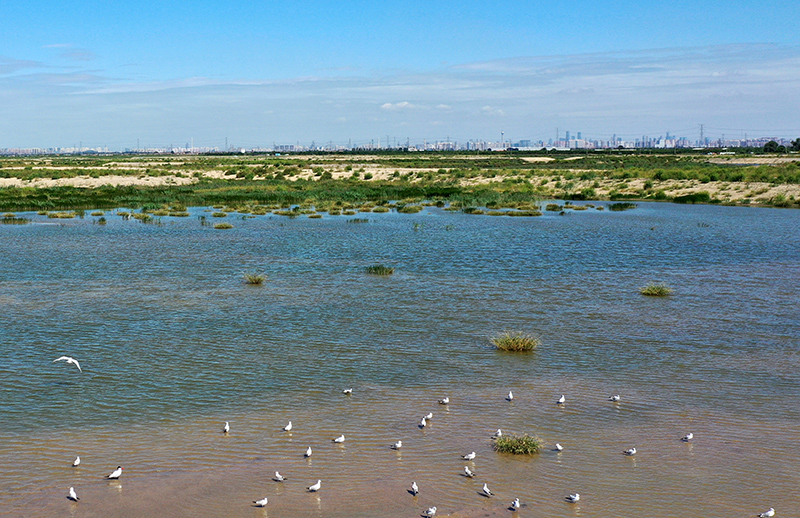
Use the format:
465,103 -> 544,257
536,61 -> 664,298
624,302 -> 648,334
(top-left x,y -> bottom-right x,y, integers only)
213,223 -> 233,229
491,331 -> 540,352
243,272 -> 266,285
365,264 -> 395,275
639,283 -> 673,296
493,434 -> 542,455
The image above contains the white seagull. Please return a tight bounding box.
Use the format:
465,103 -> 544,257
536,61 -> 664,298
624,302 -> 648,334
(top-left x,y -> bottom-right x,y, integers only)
464,466 -> 475,478
72,456 -> 81,467
482,483 -> 494,497
307,479 -> 321,492
424,412 -> 433,420
682,432 -> 694,442
223,421 -> 230,434
333,434 -> 345,443
392,440 -> 403,450
53,356 -> 82,372
107,466 -> 123,479
274,471 -> 286,481
419,417 -> 427,428
556,395 -> 566,405
410,481 -> 419,495
462,451 -> 476,461
623,447 -> 637,456
304,446 -> 313,458
554,443 -> 564,452
342,388 -> 353,395
438,397 -> 449,405
510,498 -> 520,510
506,391 -> 514,401
758,508 -> 775,518
565,493 -> 580,503
424,506 -> 437,517
253,497 -> 268,507
67,487 -> 79,501
609,394 -> 621,402
283,421 -> 293,432
494,429 -> 502,438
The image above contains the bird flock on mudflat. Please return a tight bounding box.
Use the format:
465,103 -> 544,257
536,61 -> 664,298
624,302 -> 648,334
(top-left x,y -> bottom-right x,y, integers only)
54,356 -> 775,517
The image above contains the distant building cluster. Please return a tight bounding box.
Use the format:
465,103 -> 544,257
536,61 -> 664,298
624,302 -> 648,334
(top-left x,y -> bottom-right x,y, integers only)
1,134 -> 796,156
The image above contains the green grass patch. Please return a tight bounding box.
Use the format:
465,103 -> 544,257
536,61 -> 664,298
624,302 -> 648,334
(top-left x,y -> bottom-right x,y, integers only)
493,434 -> 543,455
365,264 -> 394,275
491,331 -> 540,351
609,202 -> 638,211
639,283 -> 673,296
243,272 -> 266,285
213,222 -> 233,229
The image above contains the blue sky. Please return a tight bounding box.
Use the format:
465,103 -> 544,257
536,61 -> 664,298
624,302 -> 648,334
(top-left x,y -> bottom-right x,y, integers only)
2,0 -> 799,149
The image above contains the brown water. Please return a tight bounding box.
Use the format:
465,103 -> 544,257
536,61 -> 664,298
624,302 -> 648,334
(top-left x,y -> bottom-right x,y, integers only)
1,202 -> 798,517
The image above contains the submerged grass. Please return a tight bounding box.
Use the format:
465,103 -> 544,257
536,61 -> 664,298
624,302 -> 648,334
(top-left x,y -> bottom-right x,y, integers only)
639,283 -> 673,296
493,434 -> 543,455
491,331 -> 540,351
365,264 -> 395,275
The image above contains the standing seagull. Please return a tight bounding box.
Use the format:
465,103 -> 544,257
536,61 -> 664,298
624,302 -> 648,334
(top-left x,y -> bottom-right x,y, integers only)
554,443 -> 564,452
565,493 -> 580,503
424,506 -> 437,517
623,447 -> 637,456
482,483 -> 494,497
424,412 -> 433,420
758,508 -> 775,518
223,421 -> 230,434
609,394 -> 621,402
556,395 -> 566,405
410,481 -> 419,495
333,435 -> 345,443
682,433 -> 694,442
463,466 -> 475,478
307,479 -> 321,492
283,421 -> 293,432
419,417 -> 427,428
253,497 -> 268,507
506,391 -> 514,401
67,487 -> 79,501
493,429 -> 502,438
107,466 -> 123,479
392,440 -> 402,450
510,498 -> 520,510
342,388 -> 353,395
462,451 -> 476,461
304,447 -> 313,458
53,356 -> 82,372
273,471 -> 286,482
72,456 -> 81,467
438,397 -> 449,405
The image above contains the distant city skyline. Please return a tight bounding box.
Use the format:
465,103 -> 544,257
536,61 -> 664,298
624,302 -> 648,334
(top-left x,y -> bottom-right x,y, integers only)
2,1 -> 799,149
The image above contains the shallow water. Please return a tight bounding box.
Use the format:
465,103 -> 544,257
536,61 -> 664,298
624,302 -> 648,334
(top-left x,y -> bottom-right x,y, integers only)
1,202 -> 798,517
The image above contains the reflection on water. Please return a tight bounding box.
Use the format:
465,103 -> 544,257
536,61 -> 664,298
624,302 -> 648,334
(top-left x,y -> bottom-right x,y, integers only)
0,202 -> 799,517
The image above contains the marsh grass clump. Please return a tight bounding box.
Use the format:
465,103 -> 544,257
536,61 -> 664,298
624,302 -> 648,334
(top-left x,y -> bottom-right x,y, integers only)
243,272 -> 266,285
493,434 -> 542,455
609,202 -> 638,211
90,211 -> 104,216
211,212 -> 228,217
1,216 -> 30,224
308,213 -> 322,219
47,211 -> 76,219
545,204 -> 562,211
347,218 -> 369,224
639,283 -> 673,297
213,222 -> 233,229
372,206 -> 390,213
365,264 -> 395,275
398,204 -> 423,214
491,331 -> 540,352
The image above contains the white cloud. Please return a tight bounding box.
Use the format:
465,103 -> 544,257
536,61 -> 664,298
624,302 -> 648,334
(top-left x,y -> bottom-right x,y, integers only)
380,101 -> 415,110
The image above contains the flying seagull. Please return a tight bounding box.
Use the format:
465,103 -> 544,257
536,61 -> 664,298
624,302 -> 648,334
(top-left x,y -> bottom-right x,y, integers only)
758,508 -> 775,518
107,466 -> 123,479
53,356 -> 82,372
438,397 -> 449,405
566,493 -> 580,503
223,421 -> 230,434
682,433 -> 694,442
67,487 -> 79,501
273,471 -> 286,482
283,421 -> 293,432
410,481 -> 419,495
333,435 -> 345,443
307,479 -> 321,492
482,483 -> 494,497
462,451 -> 476,461
253,497 -> 268,507
623,447 -> 637,456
